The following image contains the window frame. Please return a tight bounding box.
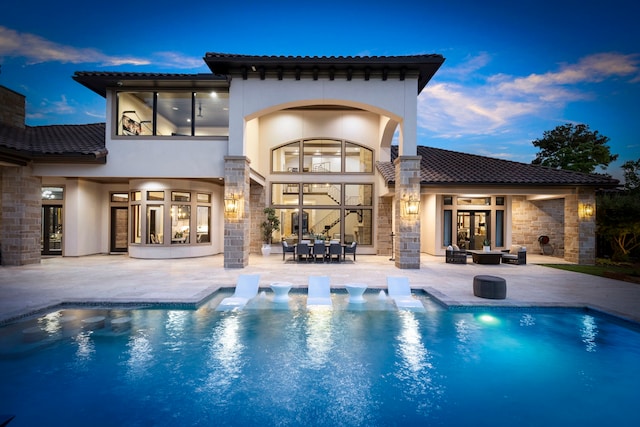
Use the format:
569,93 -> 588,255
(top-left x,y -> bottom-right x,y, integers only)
271,138 -> 374,175
115,89 -> 229,138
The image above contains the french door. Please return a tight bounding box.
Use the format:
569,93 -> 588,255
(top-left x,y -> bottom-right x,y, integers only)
456,211 -> 490,250
41,205 -> 63,255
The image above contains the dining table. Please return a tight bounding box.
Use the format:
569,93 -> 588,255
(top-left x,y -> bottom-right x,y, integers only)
295,242 -> 347,262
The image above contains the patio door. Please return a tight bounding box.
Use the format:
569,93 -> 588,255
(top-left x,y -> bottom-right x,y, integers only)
457,211 -> 490,250
41,205 -> 63,255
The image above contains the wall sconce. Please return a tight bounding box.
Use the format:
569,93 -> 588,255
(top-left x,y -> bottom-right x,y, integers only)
402,194 -> 420,216
224,193 -> 239,214
582,203 -> 594,218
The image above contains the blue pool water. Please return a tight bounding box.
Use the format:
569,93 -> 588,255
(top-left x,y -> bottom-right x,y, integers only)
0,291 -> 639,426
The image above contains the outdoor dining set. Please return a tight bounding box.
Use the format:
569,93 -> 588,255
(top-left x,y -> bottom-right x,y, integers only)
282,240 -> 357,263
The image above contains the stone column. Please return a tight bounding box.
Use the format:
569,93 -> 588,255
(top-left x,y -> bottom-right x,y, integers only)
1,165 -> 42,265
250,182 -> 266,255
394,156 -> 421,269
224,156 -> 251,268
376,196 -> 393,256
564,188 -> 596,265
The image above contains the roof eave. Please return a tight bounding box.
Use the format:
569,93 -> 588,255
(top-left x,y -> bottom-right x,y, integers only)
203,53 -> 445,94
31,150 -> 108,164
0,148 -> 30,166
72,72 -> 229,97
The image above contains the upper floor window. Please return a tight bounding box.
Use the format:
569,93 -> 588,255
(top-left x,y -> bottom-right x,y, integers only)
272,139 -> 373,173
116,90 -> 229,137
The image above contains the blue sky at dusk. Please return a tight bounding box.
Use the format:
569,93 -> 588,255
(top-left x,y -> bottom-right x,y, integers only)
1,0 -> 638,181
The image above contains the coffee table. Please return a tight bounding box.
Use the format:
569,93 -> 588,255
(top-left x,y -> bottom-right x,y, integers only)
467,250 -> 503,265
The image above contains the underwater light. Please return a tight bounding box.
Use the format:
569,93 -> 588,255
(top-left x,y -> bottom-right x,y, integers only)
476,313 -> 500,325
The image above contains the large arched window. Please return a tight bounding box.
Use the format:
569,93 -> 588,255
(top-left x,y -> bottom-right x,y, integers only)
271,139 -> 373,173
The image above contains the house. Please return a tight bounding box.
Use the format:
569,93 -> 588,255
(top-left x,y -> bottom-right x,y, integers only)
0,53 -> 618,267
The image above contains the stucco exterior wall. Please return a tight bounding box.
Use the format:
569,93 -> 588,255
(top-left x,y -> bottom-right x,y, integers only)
63,179 -> 104,256
228,78 -> 417,157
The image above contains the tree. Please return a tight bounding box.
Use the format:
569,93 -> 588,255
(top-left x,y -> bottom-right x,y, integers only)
597,191 -> 640,261
531,123 -> 618,174
621,159 -> 640,191
260,207 -> 280,244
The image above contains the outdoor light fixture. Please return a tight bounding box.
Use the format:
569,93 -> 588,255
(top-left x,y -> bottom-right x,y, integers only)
582,203 -> 594,218
224,193 -> 239,214
402,194 -> 420,216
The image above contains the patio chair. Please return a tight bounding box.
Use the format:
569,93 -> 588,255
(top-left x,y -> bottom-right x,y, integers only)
296,243 -> 312,262
216,274 -> 261,311
313,242 -> 326,263
386,276 -> 425,311
307,276 -> 332,307
343,241 -> 357,261
501,245 -> 527,265
327,242 -> 342,263
445,244 -> 467,264
282,240 -> 296,261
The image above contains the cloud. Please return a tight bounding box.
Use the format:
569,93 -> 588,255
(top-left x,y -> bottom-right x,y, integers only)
0,26 -> 204,69
25,95 -> 76,120
419,52 -> 640,139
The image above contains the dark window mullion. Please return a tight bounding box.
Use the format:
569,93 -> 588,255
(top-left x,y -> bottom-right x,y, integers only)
152,92 -> 158,135
191,92 -> 196,136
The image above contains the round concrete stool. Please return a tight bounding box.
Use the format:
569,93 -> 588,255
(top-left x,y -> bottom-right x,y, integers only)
22,326 -> 47,343
111,316 -> 132,332
82,316 -> 106,330
473,275 -> 507,299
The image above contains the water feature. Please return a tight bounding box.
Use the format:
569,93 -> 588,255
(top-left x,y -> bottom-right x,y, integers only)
0,290 -> 639,426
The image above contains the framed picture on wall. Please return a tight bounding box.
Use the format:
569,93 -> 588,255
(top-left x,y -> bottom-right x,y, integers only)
122,115 -> 141,135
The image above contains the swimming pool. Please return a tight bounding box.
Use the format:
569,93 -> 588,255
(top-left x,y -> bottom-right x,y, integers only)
0,291 -> 639,426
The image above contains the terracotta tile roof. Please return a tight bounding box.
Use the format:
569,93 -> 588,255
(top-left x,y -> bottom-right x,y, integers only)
0,122 -> 106,162
376,146 -> 619,187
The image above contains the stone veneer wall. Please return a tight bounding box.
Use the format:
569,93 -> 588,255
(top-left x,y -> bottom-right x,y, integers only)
394,156 -> 421,269
511,196 -> 565,257
1,166 -> 42,265
564,188 -> 596,265
376,196 -> 392,256
223,156 -> 251,268
250,182 -> 266,254
0,85 -> 26,129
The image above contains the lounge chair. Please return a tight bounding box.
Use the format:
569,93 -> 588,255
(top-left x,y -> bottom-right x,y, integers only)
307,276 -> 332,308
386,276 -> 425,311
216,274 -> 261,311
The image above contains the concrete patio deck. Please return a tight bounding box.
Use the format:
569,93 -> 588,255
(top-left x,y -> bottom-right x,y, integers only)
1,252 -> 639,324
